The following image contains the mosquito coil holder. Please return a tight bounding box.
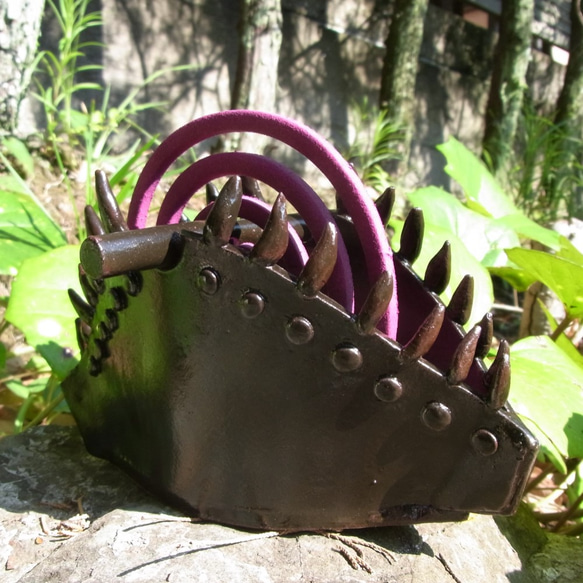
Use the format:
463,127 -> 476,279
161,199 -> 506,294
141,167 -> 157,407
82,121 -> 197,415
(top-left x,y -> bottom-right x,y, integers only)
63,111 -> 538,532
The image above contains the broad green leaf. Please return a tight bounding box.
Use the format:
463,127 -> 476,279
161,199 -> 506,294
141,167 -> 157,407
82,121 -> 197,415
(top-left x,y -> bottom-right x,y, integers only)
0,189 -> 67,274
437,137 -> 517,218
537,301 -> 583,370
515,412 -> 567,474
1,137 -> 34,177
0,342 -> 5,369
510,336 -> 583,463
487,263 -> 537,292
542,445 -> 568,475
6,245 -> 81,379
5,377 -> 47,399
407,186 -> 519,262
506,247 -> 583,318
391,220 -> 494,327
492,214 -> 562,251
0,174 -> 27,194
558,236 -> 583,266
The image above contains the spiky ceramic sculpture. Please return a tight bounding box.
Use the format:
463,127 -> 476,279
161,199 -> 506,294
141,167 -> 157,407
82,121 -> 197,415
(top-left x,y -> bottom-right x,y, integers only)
62,111 -> 538,532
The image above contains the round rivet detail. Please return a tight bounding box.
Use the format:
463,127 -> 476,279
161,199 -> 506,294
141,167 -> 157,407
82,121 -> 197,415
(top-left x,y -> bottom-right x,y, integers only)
198,268 -> 220,295
472,429 -> 498,456
422,402 -> 452,431
332,344 -> 363,372
240,292 -> 265,318
374,376 -> 403,402
285,316 -> 314,345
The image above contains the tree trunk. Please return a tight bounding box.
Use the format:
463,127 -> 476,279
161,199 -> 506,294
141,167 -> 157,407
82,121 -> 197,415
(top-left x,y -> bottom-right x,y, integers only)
378,0 -> 428,174
229,0 -> 282,153
0,0 -> 46,134
482,0 -> 534,175
545,0 -> 583,218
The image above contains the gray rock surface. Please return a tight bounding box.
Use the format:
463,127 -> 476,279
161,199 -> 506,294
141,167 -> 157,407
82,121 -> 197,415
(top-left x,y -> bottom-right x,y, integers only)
0,426 -> 577,582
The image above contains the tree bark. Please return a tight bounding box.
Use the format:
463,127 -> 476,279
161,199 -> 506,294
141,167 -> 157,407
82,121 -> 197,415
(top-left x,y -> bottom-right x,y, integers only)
378,0 -> 428,174
545,0 -> 583,218
0,0 -> 46,133
482,0 -> 534,174
229,0 -> 282,153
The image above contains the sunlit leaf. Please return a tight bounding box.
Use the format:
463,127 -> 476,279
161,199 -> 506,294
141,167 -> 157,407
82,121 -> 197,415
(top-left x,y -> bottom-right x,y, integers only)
558,236 -> 583,266
487,264 -> 536,292
2,137 -> 35,177
506,247 -> 583,317
407,186 -> 519,262
5,245 -> 81,379
537,301 -> 583,370
0,189 -> 67,275
437,137 -> 517,218
516,412 -> 567,474
391,220 -> 494,327
492,213 -> 561,251
510,336 -> 583,463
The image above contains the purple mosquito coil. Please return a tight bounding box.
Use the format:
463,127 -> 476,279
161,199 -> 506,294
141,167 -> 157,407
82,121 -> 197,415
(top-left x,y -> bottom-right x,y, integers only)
128,111 -> 398,337
63,110 -> 538,532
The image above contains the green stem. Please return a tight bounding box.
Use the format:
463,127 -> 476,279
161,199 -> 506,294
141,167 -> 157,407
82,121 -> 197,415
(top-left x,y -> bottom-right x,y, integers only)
23,393 -> 65,431
551,488 -> 583,532
0,371 -> 40,384
534,508 -> 583,523
550,314 -> 575,341
525,462 -> 555,493
14,394 -> 37,433
50,133 -> 82,239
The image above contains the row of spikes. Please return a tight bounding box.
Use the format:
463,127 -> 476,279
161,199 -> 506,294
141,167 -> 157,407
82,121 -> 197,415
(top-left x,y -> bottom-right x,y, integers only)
71,170 -> 510,410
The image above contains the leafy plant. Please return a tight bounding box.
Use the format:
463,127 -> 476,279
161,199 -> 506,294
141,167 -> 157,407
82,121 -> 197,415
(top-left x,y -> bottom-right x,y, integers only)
508,102 -> 583,222
399,137 -> 583,533
345,99 -> 404,193
0,173 -> 80,433
34,0 -> 103,141
0,0 -> 184,434
31,0 -> 192,223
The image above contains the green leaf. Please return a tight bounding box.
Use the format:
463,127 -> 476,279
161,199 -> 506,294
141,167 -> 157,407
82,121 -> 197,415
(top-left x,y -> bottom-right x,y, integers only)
558,236 -> 583,266
109,136 -> 158,187
492,214 -> 562,251
0,174 -> 28,194
5,245 -> 81,379
391,220 -> 494,327
0,189 -> 67,275
537,301 -> 583,370
510,336 -> 583,462
437,137 -> 517,218
0,342 -> 5,369
516,412 -> 567,474
487,264 -> 536,292
506,247 -> 583,318
407,186 -> 519,262
5,377 -> 47,399
1,137 -> 34,177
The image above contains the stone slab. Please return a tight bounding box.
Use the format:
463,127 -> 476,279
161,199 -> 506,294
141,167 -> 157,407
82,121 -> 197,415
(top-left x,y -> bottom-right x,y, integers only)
0,426 -> 571,582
